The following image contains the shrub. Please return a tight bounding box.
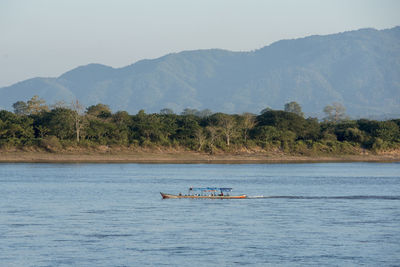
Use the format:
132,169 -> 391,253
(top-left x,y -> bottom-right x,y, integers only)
40,136 -> 62,152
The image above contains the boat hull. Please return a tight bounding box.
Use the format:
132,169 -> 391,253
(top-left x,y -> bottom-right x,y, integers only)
160,192 -> 247,199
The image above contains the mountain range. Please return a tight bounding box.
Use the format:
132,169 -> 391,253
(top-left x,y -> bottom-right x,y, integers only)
1,26 -> 399,118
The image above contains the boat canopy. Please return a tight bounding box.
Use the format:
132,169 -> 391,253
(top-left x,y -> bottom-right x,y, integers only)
189,187 -> 232,192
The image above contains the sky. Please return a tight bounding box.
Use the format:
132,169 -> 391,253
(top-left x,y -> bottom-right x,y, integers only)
1,0 -> 400,87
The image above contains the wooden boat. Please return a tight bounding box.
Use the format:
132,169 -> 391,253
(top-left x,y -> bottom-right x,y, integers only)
160,193 -> 247,199
160,187 -> 247,199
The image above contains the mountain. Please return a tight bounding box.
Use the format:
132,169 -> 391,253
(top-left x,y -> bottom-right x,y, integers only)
1,26 -> 400,118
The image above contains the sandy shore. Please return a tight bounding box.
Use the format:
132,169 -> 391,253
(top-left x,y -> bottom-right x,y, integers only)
1,150 -> 399,163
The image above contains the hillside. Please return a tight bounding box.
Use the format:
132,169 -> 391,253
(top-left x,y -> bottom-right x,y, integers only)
1,26 -> 399,118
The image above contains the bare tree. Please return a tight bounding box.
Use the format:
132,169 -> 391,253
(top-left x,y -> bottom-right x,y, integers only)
323,102 -> 348,123
216,114 -> 237,146
71,100 -> 85,142
195,128 -> 207,151
206,126 -> 219,148
26,95 -> 49,114
51,100 -> 68,109
160,108 -> 174,115
241,113 -> 256,144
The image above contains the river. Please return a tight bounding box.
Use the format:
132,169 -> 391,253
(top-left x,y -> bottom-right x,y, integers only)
1,163 -> 399,266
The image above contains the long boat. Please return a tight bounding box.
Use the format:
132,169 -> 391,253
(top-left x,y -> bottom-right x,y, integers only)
160,187 -> 247,199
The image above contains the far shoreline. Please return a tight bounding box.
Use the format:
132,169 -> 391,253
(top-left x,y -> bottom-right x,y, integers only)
1,150 -> 399,164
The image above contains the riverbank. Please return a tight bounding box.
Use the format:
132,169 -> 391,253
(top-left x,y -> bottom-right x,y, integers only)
1,148 -> 399,163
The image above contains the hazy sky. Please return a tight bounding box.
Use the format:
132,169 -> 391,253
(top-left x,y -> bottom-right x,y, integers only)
1,0 -> 399,87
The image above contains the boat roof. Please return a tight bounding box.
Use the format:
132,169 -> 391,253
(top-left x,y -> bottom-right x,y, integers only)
189,187 -> 232,192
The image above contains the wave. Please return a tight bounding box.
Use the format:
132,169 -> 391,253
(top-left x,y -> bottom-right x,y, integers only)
247,195 -> 400,200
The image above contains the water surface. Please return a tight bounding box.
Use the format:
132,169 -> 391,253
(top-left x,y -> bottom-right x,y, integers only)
1,163 -> 399,266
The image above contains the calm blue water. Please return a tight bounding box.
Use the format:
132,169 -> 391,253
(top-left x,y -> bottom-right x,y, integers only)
0,163 -> 399,266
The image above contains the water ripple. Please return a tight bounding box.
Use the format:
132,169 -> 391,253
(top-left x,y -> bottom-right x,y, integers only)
247,195 -> 400,200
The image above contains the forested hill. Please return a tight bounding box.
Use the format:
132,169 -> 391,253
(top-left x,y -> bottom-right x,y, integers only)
1,26 -> 399,118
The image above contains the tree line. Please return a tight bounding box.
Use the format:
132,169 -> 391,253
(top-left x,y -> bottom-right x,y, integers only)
1,96 -> 399,154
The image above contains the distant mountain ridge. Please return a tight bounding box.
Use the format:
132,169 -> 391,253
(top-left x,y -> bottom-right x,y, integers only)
1,26 -> 399,118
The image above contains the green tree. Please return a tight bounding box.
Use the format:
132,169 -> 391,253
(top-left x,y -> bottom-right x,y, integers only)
110,111 -> 132,145
284,101 -> 304,117
260,107 -> 273,114
375,121 -> 399,142
196,109 -> 213,118
253,125 -> 280,144
174,115 -> 200,147
131,111 -> 164,144
44,108 -> 76,140
86,103 -> 112,119
159,114 -> 178,143
181,108 -> 199,116
0,110 -> 34,145
343,128 -> 365,143
12,101 -> 28,115
256,110 -> 308,139
112,111 -> 131,124
358,119 -> 399,143
304,117 -> 321,141
35,125 -> 50,138
85,119 -> 117,144
160,108 -> 175,115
